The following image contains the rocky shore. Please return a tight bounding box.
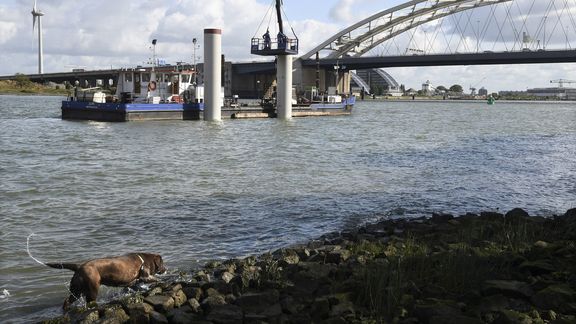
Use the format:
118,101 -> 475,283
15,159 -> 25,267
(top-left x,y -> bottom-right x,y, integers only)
44,208 -> 576,323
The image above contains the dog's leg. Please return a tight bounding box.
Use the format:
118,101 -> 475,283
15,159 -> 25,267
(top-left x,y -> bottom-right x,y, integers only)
63,274 -> 83,310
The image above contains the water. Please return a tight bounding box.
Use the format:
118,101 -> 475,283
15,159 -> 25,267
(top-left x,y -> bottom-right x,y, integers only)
1,95 -> 575,322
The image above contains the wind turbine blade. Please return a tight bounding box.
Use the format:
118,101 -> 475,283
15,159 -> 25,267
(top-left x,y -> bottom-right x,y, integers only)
33,0 -> 37,12
33,15 -> 36,31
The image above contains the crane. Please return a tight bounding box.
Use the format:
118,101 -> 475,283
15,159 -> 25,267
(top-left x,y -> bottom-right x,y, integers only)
470,77 -> 486,95
550,79 -> 576,88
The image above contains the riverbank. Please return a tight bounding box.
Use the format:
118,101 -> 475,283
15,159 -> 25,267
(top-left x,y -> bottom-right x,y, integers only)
42,208 -> 576,323
0,80 -> 68,96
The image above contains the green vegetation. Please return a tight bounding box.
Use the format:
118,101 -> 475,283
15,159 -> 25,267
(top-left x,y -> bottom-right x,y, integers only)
353,212 -> 571,322
0,74 -> 69,95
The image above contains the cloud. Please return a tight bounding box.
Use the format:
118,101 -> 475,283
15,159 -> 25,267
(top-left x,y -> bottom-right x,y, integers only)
0,0 -> 273,73
1,0 -> 575,91
329,0 -> 383,23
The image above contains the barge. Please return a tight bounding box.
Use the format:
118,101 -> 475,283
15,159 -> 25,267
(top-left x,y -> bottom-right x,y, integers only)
61,64 -> 354,122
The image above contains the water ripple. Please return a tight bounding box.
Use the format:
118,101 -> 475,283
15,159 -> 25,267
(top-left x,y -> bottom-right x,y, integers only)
1,96 -> 575,321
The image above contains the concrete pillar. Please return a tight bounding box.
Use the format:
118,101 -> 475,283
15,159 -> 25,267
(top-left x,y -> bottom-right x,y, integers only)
276,55 -> 293,120
204,28 -> 222,121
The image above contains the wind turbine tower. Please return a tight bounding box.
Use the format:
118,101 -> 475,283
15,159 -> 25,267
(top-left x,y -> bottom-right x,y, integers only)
31,0 -> 44,74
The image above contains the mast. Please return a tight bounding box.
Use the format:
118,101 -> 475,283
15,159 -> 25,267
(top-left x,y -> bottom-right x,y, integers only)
275,0 -> 284,34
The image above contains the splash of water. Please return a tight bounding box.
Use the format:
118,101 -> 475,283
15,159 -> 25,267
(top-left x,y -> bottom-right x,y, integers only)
0,289 -> 10,299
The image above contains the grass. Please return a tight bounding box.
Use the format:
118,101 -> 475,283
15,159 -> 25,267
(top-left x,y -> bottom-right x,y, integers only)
353,216 -> 554,321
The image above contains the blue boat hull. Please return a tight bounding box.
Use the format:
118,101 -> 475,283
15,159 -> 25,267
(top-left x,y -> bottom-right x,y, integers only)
61,101 -> 204,121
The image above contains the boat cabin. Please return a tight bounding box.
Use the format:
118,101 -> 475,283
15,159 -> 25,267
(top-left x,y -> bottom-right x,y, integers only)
115,66 -> 200,103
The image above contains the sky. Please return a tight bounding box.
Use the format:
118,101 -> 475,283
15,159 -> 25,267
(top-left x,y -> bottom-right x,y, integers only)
1,0 -> 575,92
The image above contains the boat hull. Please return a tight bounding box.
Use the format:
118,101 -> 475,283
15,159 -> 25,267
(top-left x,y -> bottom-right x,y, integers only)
61,101 -> 204,122
61,95 -> 355,121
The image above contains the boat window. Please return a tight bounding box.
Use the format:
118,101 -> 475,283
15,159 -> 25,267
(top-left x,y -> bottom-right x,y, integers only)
142,73 -> 150,82
135,74 -> 140,82
125,73 -> 132,82
172,75 -> 179,82
164,74 -> 170,82
181,74 -> 190,83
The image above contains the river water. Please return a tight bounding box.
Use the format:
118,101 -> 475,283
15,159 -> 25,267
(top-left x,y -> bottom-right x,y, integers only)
0,95 -> 575,322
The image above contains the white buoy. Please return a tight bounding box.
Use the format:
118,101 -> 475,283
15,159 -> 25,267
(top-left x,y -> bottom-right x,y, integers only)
204,28 -> 222,121
276,55 -> 293,120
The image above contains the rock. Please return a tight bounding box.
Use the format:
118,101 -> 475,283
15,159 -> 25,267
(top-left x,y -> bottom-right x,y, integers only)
146,286 -> 163,297
431,213 -> 454,224
325,249 -> 352,264
171,289 -> 187,308
477,294 -> 511,312
204,287 -> 221,298
169,284 -> 182,293
505,208 -> 530,223
201,294 -> 227,312
234,290 -> 279,313
564,208 -> 576,219
77,309 -> 99,324
99,305 -> 130,324
144,295 -> 175,312
188,298 -> 202,313
258,303 -> 283,321
533,241 -> 550,249
413,301 -> 463,322
482,280 -> 534,299
280,295 -> 300,315
429,315 -> 485,324
181,286 -> 202,301
221,271 -> 235,283
166,307 -> 199,324
519,260 -> 555,275
149,311 -> 168,324
493,309 -> 533,324
480,212 -> 504,221
532,284 -> 576,312
206,304 -> 244,324
329,300 -> 355,317
311,297 -> 331,320
126,302 -> 154,322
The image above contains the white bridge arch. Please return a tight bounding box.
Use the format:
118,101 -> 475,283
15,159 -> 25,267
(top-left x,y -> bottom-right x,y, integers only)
299,0 -> 511,60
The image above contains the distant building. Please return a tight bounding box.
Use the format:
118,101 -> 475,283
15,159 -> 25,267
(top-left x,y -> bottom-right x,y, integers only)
478,87 -> 488,96
422,80 -> 433,95
527,87 -> 576,100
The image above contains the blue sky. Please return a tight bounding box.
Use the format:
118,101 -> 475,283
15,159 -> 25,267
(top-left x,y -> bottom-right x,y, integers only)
0,0 -> 575,91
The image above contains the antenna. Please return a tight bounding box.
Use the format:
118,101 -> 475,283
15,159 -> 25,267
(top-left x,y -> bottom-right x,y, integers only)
31,0 -> 44,74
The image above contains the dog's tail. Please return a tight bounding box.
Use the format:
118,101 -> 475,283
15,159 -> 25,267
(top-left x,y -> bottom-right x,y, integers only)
45,263 -> 79,272
27,234 -> 79,272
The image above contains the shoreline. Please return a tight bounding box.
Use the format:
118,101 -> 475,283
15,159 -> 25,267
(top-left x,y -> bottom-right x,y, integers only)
42,208 -> 576,323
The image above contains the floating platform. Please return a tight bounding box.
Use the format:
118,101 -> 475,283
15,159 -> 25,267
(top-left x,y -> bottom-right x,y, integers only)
61,96 -> 355,122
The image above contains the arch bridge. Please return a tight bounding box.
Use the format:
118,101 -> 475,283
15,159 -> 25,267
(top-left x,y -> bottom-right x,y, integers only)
293,0 -> 576,94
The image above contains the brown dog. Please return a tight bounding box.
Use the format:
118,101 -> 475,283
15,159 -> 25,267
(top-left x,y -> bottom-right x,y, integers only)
46,253 -> 166,310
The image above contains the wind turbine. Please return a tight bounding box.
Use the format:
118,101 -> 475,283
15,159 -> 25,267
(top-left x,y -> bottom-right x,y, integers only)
31,0 -> 44,74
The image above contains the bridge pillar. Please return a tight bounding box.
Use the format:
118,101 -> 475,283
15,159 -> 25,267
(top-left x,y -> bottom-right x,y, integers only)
204,28 -> 222,121
277,55 -> 293,120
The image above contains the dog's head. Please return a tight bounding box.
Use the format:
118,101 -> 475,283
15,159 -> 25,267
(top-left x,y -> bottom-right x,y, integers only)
141,253 -> 167,274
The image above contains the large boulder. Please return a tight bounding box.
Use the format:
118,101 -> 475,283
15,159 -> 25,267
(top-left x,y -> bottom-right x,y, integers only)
482,280 -> 534,299
144,295 -> 175,313
532,284 -> 576,312
505,208 -> 530,224
205,304 -> 244,324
